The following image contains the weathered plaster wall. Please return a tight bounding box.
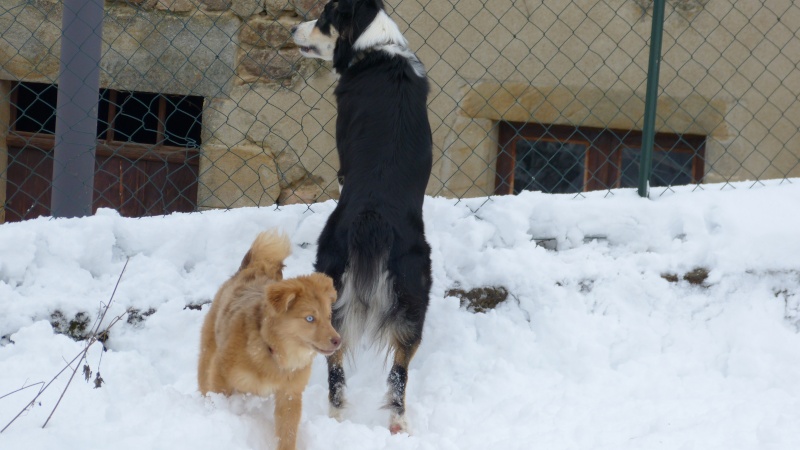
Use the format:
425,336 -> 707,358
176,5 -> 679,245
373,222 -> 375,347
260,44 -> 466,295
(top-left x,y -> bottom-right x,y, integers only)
413,0 -> 800,187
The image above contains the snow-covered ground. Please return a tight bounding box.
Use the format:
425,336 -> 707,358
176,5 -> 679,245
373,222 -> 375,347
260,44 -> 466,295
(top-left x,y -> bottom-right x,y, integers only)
2,181 -> 800,450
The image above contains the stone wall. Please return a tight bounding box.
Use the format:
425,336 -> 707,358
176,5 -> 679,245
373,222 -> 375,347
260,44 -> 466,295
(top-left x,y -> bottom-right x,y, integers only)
1,0 -> 799,215
0,0 -> 340,209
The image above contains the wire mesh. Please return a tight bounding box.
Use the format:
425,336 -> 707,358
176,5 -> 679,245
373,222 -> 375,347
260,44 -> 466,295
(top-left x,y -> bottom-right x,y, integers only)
1,0 -> 798,222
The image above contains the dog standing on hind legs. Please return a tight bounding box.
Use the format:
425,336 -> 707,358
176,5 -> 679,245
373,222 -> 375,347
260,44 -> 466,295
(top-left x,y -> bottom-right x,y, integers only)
292,0 -> 433,435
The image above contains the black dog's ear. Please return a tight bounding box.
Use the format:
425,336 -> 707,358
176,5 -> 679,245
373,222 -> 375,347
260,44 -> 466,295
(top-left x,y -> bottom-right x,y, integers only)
325,0 -> 340,12
331,0 -> 357,72
333,38 -> 354,73
338,0 -> 384,15
316,0 -> 338,35
337,0 -> 356,16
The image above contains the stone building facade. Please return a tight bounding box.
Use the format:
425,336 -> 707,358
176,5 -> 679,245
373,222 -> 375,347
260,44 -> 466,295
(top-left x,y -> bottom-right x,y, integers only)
1,0 -> 799,219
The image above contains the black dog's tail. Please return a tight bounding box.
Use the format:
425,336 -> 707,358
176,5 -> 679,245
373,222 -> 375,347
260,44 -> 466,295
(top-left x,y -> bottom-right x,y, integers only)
348,210 -> 394,300
335,210 -> 395,346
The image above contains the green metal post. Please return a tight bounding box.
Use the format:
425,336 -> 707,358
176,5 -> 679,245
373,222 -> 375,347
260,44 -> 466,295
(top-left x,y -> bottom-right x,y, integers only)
639,0 -> 666,198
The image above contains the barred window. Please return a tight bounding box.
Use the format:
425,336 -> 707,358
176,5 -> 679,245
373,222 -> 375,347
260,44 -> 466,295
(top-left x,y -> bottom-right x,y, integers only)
4,82 -> 203,222
496,122 -> 705,195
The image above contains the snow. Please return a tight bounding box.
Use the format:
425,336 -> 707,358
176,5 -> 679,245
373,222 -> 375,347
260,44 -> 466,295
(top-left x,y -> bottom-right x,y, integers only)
2,181 -> 800,449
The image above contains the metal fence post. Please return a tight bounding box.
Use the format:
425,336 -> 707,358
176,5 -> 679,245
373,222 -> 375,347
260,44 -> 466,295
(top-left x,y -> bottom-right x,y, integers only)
638,0 -> 666,198
51,0 -> 103,218
0,81 -> 9,224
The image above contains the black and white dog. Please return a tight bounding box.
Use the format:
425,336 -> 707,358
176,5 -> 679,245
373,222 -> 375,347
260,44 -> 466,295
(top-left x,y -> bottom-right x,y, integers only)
291,0 -> 432,435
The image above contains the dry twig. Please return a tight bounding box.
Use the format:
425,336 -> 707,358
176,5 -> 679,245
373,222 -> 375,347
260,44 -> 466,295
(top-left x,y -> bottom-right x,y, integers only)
0,258 -> 130,433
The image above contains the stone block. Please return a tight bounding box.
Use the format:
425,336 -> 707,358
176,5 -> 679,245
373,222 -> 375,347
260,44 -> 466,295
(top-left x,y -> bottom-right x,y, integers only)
240,16 -> 294,48
97,8 -> 239,97
238,48 -> 301,82
274,149 -> 309,187
199,0 -> 231,11
108,0 -> 157,7
197,143 -> 281,208
0,4 -> 61,82
231,0 -> 261,18
202,97 -> 247,149
292,0 -> 325,19
264,0 -> 294,16
155,0 -> 195,12
278,175 -> 325,205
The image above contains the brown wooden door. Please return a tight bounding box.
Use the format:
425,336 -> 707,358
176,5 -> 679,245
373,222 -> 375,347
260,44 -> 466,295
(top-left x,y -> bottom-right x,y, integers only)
5,143 -> 54,222
5,134 -> 198,222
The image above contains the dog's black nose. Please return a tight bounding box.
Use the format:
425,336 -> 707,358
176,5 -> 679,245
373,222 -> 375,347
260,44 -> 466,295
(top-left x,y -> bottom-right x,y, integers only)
290,25 -> 298,34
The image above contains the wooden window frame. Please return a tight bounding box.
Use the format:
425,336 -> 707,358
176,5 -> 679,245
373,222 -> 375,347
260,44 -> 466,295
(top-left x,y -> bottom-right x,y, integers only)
495,122 -> 706,195
6,84 -> 200,165
4,82 -> 202,221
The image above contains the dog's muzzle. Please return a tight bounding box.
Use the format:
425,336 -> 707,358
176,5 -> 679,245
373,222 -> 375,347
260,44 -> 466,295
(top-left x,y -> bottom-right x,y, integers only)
290,23 -> 319,56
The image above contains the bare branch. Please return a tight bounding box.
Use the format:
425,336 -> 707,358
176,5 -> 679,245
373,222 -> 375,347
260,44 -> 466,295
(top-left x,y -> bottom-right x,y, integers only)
0,381 -> 44,402
41,258 -> 130,429
0,259 -> 131,434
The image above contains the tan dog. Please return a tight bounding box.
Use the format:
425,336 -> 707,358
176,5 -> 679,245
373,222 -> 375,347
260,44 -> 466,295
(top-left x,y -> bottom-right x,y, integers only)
198,230 -> 341,450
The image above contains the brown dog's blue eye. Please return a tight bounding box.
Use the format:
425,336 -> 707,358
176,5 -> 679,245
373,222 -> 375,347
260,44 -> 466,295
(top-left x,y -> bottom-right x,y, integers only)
306,315 -> 315,323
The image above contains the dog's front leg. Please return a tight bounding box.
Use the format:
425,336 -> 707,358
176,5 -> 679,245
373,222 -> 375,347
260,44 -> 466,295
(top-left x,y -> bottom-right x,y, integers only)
274,388 -> 303,450
326,348 -> 347,421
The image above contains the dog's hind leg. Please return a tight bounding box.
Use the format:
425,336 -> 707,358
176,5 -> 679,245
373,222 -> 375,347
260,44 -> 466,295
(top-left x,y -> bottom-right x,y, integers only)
385,239 -> 431,434
326,348 -> 347,421
386,334 -> 421,435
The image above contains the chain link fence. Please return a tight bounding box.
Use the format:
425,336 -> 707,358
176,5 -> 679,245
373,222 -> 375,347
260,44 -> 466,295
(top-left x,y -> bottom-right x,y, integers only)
1,0 -> 798,222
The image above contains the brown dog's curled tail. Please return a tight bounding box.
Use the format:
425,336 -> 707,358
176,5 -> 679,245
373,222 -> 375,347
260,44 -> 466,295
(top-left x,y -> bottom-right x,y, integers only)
238,229 -> 292,281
